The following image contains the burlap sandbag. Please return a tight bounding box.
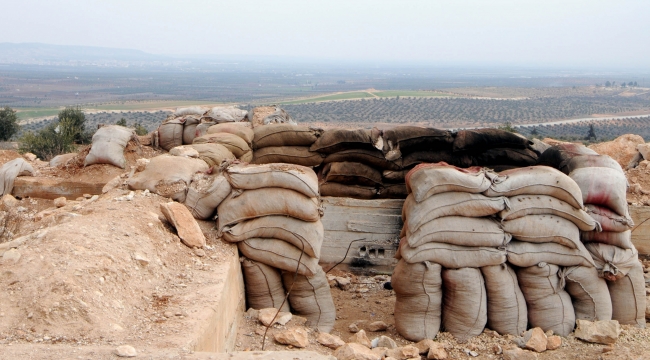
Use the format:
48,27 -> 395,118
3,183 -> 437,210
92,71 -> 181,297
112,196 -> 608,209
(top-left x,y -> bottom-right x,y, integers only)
473,148 -> 539,167
607,261 -> 646,328
481,264 -> 527,336
207,123 -> 254,146
253,124 -> 322,149
400,242 -> 506,268
252,146 -> 324,167
585,242 -> 639,281
242,258 -> 290,312
499,195 -> 598,231
398,150 -> 474,169
406,216 -> 510,248
453,128 -> 531,152
569,167 -> 629,218
0,158 -> 34,196
225,163 -> 319,198
581,230 -> 634,250
536,143 -> 598,169
403,192 -> 509,233
190,143 -> 236,168
442,267 -> 487,343
194,122 -> 217,138
562,266 -> 612,322
282,267 -> 336,333
561,154 -> 624,174
502,214 -> 581,249
193,133 -> 252,159
223,217 -> 323,258
238,238 -> 320,276
485,166 -> 583,209
84,125 -> 136,169
517,262 -> 575,337
322,161 -> 382,187
405,162 -> 495,202
377,183 -> 409,199
506,240 -> 595,268
182,116 -> 200,145
382,169 -> 409,182
585,204 -> 633,232
381,126 -> 454,161
392,260 -> 442,342
184,173 -> 232,219
217,188 -> 320,230
158,117 -> 185,151
310,128 -> 375,154
319,182 -> 377,199
324,149 -> 401,171
128,154 -> 208,203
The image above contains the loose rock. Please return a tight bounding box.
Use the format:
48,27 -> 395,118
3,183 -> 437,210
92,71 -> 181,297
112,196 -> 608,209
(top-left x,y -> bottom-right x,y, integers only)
53,197 -> 67,208
274,327 -> 309,348
349,322 -> 360,333
333,343 -> 381,360
2,249 -> 21,264
1,194 -> 18,208
427,343 -> 448,360
114,345 -> 137,357
160,202 -> 206,248
368,321 -> 388,332
503,347 -> 538,360
317,332 -> 345,349
23,153 -> 37,161
386,345 -> 420,360
574,319 -> 621,345
516,327 -> 548,353
376,335 -> 397,349
335,276 -> 352,290
414,339 -> 435,354
348,329 -> 372,348
258,308 -> 292,326
546,335 -> 562,350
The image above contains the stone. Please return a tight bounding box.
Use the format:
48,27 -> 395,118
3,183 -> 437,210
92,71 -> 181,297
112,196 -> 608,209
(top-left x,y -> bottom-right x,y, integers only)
133,253 -> 149,266
23,153 -> 37,161
333,343 -> 381,360
194,248 -> 206,257
376,335 -> 397,349
517,327 -> 547,353
574,319 -> 621,345
103,176 -> 123,193
371,347 -> 388,358
53,197 -> 67,208
492,344 -> 503,355
244,308 -> 259,319
349,322 -> 360,333
160,202 -> 206,248
367,321 -> 388,332
258,308 -> 292,326
335,276 -> 352,290
274,327 -> 309,348
169,146 -> 199,158
2,249 -> 21,264
1,194 -> 18,209
427,343 -> 448,360
631,183 -> 643,194
464,349 -> 478,357
348,329 -> 372,348
589,134 -> 644,168
386,345 -> 420,360
135,158 -> 149,172
638,144 -> 650,160
502,348 -> 538,360
83,193 -> 92,199
414,339 -> 435,354
317,332 -> 345,349
114,345 -> 137,357
546,335 -> 562,350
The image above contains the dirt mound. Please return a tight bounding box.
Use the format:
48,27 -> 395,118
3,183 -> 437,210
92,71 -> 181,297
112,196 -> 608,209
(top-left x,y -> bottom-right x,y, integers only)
589,134 -> 645,168
0,150 -> 23,166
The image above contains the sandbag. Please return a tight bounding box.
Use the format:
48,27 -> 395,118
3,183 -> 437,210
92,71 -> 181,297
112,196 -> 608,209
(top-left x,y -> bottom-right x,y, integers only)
569,167 -> 629,217
0,158 -> 34,196
499,195 -> 598,231
223,217 -> 323,259
310,128 -> 376,154
184,174 -> 232,220
398,150 -> 474,169
217,188 -> 320,230
405,162 -> 495,202
561,154 -> 624,174
537,143 -> 598,169
242,258 -> 290,312
201,106 -> 248,123
585,242 -> 639,281
49,153 -> 77,167
517,263 -> 575,336
190,143 -> 236,168
182,116 -> 200,145
207,123 -> 254,146
252,146 -> 324,167
377,183 -> 409,199
562,266 -> 612,322
485,166 -> 583,209
585,204 -> 633,232
453,128 -> 531,152
263,107 -> 295,125
322,162 -> 382,187
403,192 -> 509,233
226,163 -> 319,198
282,267 -> 336,333
502,215 -> 581,249
442,268 -> 487,343
84,125 -> 135,169
406,216 -> 510,248
381,126 -> 453,161
392,260 -> 442,342
473,148 -> 539,167
238,238 -> 320,276
506,240 -> 595,268
193,133 -> 252,160
324,149 -> 401,171
382,169 -> 409,182
400,242 -> 506,268
158,117 -> 185,151
253,124 -> 321,149
194,122 -> 217,138
481,264 -> 527,336
607,261 -> 646,328
174,106 -> 205,117
581,230 -> 634,250
319,182 -> 377,199
127,154 -> 208,202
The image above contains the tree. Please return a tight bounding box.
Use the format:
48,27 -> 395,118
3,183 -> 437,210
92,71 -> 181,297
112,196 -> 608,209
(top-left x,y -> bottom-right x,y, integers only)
628,82 -> 634,87
497,122 -> 517,133
133,122 -> 148,136
116,118 -> 127,127
585,124 -> 596,141
605,81 -> 611,87
621,82 -> 627,88
19,107 -> 91,160
634,81 -> 638,87
57,107 -> 90,144
0,106 -> 20,141
530,126 -> 539,137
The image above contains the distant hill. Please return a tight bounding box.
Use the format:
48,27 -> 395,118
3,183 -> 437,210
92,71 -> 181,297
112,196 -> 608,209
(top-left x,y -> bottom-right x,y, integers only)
0,43 -> 170,65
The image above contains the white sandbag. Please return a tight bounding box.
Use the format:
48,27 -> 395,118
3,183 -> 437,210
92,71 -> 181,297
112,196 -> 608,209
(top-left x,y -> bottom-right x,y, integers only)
499,195 -> 598,231
406,216 -> 510,248
158,117 -> 185,151
585,242 -> 639,281
481,264 -> 527,336
49,153 -> 77,167
207,123 -> 254,146
484,166 -> 583,209
184,173 -> 232,220
581,230 -> 634,250
400,241 -> 506,268
561,154 -> 624,174
403,192 -> 509,233
225,163 -> 319,198
562,266 -> 612,322
569,167 -> 629,217
263,107 -> 295,125
506,240 -> 595,268
217,188 -> 320,231
607,261 -> 646,328
201,106 -> 248,123
585,204 -> 633,232
174,106 -> 205,116
223,217 -> 323,259
517,262 -> 575,337
405,163 -> 495,202
242,258 -> 290,312
442,268 -> 487,343
238,238 -> 320,277
392,260 -> 442,342
502,214 -> 581,249
182,116 -> 200,145
0,158 -> 34,196
282,267 -> 335,333
84,125 -> 135,169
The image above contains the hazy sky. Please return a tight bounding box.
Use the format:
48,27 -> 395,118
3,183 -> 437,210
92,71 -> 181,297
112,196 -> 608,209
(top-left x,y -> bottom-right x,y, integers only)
2,0 -> 649,68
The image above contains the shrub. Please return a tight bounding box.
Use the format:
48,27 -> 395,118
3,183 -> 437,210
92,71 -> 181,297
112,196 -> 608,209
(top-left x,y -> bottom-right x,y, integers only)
19,107 -> 91,160
0,106 -> 20,141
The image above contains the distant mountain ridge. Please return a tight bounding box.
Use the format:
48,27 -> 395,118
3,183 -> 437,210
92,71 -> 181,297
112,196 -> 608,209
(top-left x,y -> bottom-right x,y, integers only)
0,42 -> 170,64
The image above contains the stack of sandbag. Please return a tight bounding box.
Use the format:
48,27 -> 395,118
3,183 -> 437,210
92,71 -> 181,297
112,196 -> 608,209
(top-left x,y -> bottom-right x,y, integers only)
217,163 -> 335,333
128,154 -> 209,202
156,107 -> 206,151
84,125 -> 137,169
251,124 -> 325,167
453,128 -> 539,170
193,128 -> 253,163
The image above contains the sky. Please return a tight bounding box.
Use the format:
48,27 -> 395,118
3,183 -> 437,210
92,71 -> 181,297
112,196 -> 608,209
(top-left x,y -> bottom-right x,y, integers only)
1,0 -> 649,69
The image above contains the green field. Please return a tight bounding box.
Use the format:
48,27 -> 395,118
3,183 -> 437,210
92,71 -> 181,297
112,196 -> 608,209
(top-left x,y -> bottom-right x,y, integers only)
15,108 -> 62,120
372,90 -> 451,98
278,91 -> 376,104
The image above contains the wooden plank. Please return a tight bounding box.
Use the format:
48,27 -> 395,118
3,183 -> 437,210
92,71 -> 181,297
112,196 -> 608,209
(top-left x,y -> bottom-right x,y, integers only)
629,206 -> 650,256
12,177 -> 105,200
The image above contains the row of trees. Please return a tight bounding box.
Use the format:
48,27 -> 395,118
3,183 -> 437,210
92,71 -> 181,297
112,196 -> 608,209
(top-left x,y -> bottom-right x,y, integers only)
603,81 -> 639,87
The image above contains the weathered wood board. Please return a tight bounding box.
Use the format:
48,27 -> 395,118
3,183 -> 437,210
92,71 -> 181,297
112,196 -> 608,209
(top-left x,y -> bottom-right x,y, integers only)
629,206 -> 650,256
12,177 -> 105,200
